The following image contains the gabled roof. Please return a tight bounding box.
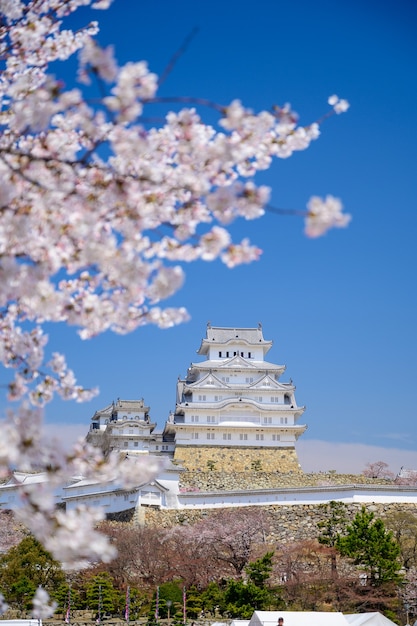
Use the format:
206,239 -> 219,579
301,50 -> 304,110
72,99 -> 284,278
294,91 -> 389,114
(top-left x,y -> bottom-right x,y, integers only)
114,398 -> 149,412
2,472 -> 49,487
249,374 -> 293,391
184,371 -> 230,389
197,324 -> 273,354
92,398 -> 150,420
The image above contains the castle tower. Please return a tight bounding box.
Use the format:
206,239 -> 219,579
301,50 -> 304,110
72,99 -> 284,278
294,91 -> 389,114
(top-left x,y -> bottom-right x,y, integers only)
169,324 -> 307,474
86,398 -> 161,455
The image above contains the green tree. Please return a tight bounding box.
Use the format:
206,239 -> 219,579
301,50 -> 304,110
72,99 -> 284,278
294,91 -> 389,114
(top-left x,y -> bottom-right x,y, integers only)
85,573 -> 122,617
149,581 -> 184,622
224,579 -> 270,618
336,506 -> 402,585
181,585 -> 203,620
200,581 -> 226,617
54,583 -> 83,613
245,551 -> 274,588
0,535 -> 65,612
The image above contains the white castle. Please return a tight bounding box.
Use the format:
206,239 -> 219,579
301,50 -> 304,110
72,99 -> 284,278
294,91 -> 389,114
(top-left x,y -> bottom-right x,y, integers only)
86,323 -> 307,473
2,324 -> 417,513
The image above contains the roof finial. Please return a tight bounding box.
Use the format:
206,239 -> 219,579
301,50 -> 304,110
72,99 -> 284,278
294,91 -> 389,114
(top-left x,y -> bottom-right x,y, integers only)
207,320 -> 211,328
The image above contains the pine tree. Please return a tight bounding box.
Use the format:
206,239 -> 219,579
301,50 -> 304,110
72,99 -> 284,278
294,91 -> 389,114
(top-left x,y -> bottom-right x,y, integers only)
336,506 -> 402,585
0,535 -> 65,611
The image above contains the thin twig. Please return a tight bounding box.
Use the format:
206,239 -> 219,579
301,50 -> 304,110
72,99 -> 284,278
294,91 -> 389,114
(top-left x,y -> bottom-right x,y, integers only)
158,27 -> 199,87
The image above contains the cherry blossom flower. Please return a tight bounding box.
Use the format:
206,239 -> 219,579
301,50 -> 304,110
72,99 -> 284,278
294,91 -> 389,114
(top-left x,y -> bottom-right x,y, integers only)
305,195 -> 352,238
328,94 -> 350,114
32,587 -> 57,620
0,593 -> 9,616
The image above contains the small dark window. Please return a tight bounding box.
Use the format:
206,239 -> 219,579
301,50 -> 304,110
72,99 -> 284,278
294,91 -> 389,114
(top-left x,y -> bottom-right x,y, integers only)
219,351 -> 222,357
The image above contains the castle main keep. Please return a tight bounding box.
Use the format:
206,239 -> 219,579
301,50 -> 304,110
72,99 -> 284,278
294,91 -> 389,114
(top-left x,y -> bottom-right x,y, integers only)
87,324 -> 307,476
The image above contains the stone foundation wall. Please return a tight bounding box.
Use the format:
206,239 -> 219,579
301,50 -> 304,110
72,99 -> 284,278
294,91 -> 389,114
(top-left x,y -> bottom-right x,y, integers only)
178,470 -> 387,492
173,445 -> 302,474
143,502 -> 417,543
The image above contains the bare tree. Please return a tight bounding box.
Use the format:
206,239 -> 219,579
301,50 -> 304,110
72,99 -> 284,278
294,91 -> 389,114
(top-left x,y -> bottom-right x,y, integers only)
384,511 -> 417,571
196,508 -> 268,577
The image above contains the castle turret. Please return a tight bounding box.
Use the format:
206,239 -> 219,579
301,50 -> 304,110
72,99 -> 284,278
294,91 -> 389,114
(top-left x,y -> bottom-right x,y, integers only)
169,324 -> 307,473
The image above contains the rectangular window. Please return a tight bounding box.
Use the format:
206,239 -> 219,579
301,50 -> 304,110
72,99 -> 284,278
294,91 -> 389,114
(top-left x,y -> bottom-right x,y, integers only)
248,352 -> 252,358
256,434 -> 264,441
240,433 -> 248,441
191,415 -> 199,423
221,377 -> 229,383
123,441 -> 128,447
192,432 -> 199,440
198,395 -> 206,401
226,351 -> 229,357
134,441 -> 138,447
280,417 -> 288,424
207,432 -> 215,440
263,417 -> 272,424
207,415 -> 216,423
246,377 -> 254,383
218,351 -> 222,357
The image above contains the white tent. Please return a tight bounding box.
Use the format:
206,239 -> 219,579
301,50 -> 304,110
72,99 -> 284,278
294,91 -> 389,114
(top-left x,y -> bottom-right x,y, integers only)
217,610 -> 398,626
345,614 -> 398,626
249,610 -> 349,626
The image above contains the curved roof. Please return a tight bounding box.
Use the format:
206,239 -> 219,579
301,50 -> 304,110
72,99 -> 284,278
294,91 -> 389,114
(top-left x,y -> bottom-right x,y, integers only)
189,357 -> 284,372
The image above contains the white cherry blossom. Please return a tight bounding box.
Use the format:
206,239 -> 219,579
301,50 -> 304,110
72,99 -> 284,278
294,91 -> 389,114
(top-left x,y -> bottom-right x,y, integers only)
305,195 -> 352,238
32,588 -> 57,621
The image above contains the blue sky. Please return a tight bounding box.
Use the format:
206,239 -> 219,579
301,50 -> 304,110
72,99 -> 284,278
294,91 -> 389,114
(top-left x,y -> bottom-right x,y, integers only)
40,0 -> 417,474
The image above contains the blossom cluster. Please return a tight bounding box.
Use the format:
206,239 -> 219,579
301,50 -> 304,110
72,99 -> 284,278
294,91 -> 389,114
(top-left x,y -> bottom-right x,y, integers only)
0,0 -> 350,574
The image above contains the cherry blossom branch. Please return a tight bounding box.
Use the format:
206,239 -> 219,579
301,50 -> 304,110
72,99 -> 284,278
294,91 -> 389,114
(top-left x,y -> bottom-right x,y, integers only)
0,0 -> 351,576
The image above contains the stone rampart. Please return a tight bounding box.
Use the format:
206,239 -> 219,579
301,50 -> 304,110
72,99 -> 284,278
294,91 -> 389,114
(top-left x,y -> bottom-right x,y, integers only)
174,445 -> 302,474
178,469 -> 389,492
142,501 -> 417,543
